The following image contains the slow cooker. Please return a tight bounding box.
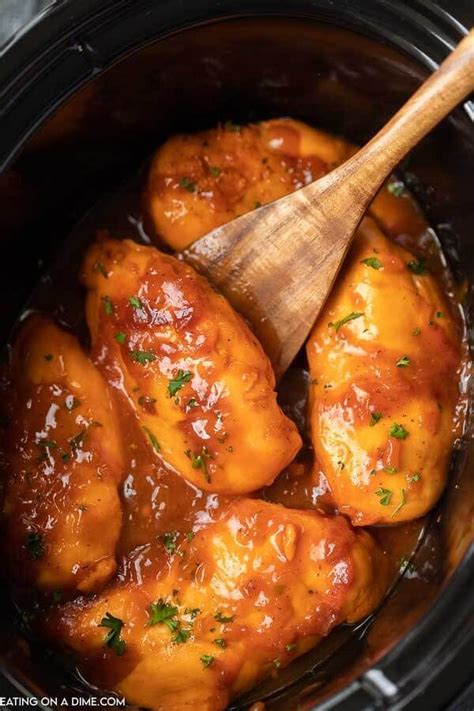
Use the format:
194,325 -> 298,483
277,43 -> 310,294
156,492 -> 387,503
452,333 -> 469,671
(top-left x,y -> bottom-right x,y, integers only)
0,1 -> 473,709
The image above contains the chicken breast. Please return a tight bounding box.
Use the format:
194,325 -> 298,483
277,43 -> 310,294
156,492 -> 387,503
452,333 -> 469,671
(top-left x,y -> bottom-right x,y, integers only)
82,238 -> 301,494
306,217 -> 462,525
45,498 -> 388,711
0,315 -> 124,593
147,117 -> 355,250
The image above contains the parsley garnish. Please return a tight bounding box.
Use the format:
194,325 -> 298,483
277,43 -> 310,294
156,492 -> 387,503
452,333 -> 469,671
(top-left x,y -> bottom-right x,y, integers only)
213,638 -> 226,648
186,532 -> 195,542
436,311 -> 444,318
391,488 -> 407,517
408,472 -> 421,482
412,327 -> 421,336
99,613 -> 125,656
369,412 -> 383,426
179,177 -> 197,193
184,607 -> 200,619
130,350 -> 156,365
173,628 -> 191,644
407,257 -> 427,275
25,531 -> 43,560
44,354 -> 53,362
329,311 -> 364,333
128,295 -> 143,309
143,426 -> 160,452
168,370 -> 192,397
389,423 -> 409,439
383,465 -> 398,474
163,531 -> 178,554
376,488 -> 393,506
102,296 -> 114,316
209,166 -> 221,177
396,355 -> 411,367
186,398 -> 198,409
387,180 -> 405,197
201,654 -> 215,668
95,262 -> 108,278
185,447 -> 212,482
114,331 -> 126,344
214,611 -> 234,624
361,257 -> 382,270
286,643 -> 296,652
147,599 -> 178,629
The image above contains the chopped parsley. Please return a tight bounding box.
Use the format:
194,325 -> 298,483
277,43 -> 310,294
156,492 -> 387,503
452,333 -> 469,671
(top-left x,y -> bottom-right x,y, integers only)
185,447 -> 212,482
391,488 -> 407,517
273,659 -> 281,669
128,295 -> 143,309
44,354 -> 53,362
436,311 -> 444,318
143,426 -> 160,452
214,611 -> 234,624
376,488 -> 393,506
412,327 -> 421,336
383,465 -> 398,474
147,599 -> 178,629
407,257 -> 427,275
95,262 -> 108,278
209,166 -> 221,177
184,607 -> 200,619
213,638 -> 227,648
408,472 -> 421,483
329,311 -> 364,333
179,177 -> 197,193
25,531 -> 43,560
201,654 -> 215,668
163,531 -> 178,554
130,350 -> 156,365
387,180 -> 406,197
369,411 -> 383,427
286,643 -> 296,652
186,531 -> 195,542
361,257 -> 382,270
173,628 -> 191,644
168,370 -> 192,397
101,296 -> 114,316
99,613 -> 125,656
114,331 -> 126,344
389,423 -> 409,439
396,355 -> 411,367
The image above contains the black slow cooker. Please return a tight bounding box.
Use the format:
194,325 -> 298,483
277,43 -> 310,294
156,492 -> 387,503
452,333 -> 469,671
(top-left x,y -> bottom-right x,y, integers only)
0,1 -> 473,709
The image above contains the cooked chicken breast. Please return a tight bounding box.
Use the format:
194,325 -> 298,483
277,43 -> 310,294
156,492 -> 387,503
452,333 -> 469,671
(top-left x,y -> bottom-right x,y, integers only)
0,315 -> 124,593
45,498 -> 388,711
82,238 -> 301,494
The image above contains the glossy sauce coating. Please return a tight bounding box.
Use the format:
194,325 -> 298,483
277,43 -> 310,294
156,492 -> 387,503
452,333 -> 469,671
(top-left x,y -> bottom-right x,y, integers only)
83,238 -> 301,494
0,315 -> 123,593
147,118 -> 355,250
0,116 -> 465,711
44,499 -> 387,711
307,217 -> 462,525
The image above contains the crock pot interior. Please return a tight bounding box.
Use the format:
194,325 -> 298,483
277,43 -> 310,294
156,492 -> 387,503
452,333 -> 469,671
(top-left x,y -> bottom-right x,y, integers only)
0,15 -> 473,710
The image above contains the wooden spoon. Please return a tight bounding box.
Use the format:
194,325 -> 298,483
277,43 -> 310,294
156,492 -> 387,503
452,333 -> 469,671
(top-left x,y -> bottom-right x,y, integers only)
183,29 -> 474,378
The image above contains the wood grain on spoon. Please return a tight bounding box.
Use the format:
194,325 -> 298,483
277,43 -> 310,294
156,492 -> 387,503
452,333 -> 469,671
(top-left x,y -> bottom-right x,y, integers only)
183,30 -> 474,378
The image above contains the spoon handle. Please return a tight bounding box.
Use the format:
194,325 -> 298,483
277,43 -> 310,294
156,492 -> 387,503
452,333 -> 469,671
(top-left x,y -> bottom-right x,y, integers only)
308,29 -> 474,202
